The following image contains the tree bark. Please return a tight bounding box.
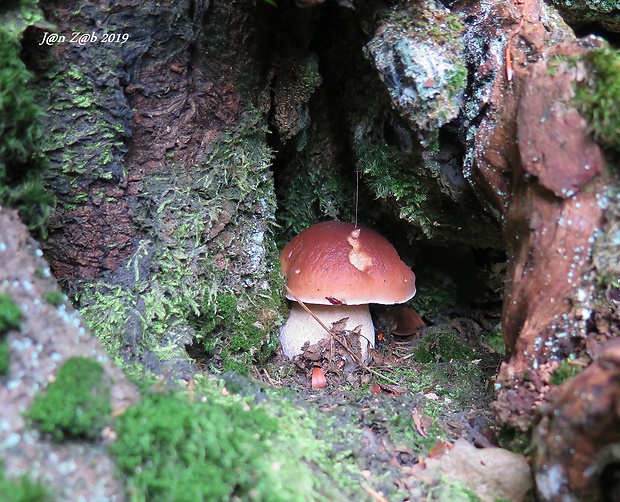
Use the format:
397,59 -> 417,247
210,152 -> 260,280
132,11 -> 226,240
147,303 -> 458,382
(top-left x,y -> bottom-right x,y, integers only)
27,0 -> 281,375
460,0 -> 620,497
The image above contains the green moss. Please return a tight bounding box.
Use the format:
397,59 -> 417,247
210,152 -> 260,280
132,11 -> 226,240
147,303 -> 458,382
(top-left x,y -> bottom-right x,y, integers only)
43,291 -> 66,307
371,1 -> 466,142
0,0 -> 50,38
410,280 -> 458,317
384,2 -> 465,47
199,279 -> 285,375
79,114 -> 282,375
0,463 -> 48,502
482,328 -> 505,355
27,357 -> 112,441
574,46 -> 620,151
0,294 -> 22,333
550,359 -> 582,386
0,337 -> 9,376
111,377 -> 357,501
193,294 -> 238,351
44,58 -> 127,182
446,64 -> 468,99
275,163 -> 356,241
428,479 -> 483,501
413,331 -> 479,363
0,25 -> 54,237
111,391 -> 278,501
369,348 -> 493,454
192,291 -> 277,373
550,0 -> 620,27
386,402 -> 445,451
0,24 -> 37,156
355,140 -> 434,237
0,294 -> 21,376
34,25 -> 130,217
78,284 -> 133,364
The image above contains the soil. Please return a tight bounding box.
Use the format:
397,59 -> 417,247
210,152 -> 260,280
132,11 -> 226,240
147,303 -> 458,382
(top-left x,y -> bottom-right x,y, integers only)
248,304 -> 524,499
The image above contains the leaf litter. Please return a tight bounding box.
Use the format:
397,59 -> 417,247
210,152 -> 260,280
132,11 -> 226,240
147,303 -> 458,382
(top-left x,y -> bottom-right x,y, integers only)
260,305 -> 534,501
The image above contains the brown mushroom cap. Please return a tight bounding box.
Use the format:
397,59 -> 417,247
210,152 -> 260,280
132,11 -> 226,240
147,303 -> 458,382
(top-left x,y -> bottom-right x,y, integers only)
280,221 -> 416,305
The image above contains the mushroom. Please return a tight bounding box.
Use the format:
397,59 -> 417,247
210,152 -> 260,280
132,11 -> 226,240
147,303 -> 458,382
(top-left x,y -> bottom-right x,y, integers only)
391,306 -> 426,337
279,220 -> 416,360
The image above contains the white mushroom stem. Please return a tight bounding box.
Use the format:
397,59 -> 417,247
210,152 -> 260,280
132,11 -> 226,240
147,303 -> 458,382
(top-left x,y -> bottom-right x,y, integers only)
279,303 -> 375,361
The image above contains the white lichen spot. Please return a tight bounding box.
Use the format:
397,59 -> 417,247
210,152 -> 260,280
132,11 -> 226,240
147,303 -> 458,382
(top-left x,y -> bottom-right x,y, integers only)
7,380 -> 21,391
247,230 -> 266,275
2,432 -> 21,449
536,464 -> 566,499
578,308 -> 592,320
58,459 -> 77,476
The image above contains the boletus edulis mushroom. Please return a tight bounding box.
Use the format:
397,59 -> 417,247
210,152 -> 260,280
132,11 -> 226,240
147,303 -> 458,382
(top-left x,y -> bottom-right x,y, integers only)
279,220 -> 416,360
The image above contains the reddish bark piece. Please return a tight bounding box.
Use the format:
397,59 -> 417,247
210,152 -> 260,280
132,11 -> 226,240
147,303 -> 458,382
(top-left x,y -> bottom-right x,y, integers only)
369,382 -> 383,395
517,50 -> 603,199
370,382 -> 408,397
462,0 -> 608,430
533,340 -> 620,500
412,408 -> 428,438
429,440 -> 453,459
494,48 -> 606,429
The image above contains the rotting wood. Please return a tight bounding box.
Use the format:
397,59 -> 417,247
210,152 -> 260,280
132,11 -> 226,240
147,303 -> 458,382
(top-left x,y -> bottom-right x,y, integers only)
533,339 -> 620,500
462,0 -> 619,497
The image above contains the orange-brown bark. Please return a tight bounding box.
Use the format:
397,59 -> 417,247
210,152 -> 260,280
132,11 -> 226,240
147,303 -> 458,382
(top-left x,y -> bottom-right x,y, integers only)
464,0 -> 610,428
466,0 -> 620,497
533,340 -> 620,500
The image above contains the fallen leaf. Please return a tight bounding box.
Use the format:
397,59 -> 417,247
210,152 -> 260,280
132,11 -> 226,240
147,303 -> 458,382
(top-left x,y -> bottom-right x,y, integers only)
303,343 -> 324,361
311,367 -> 327,389
429,440 -> 453,458
379,383 -> 408,396
370,382 -> 408,396
392,307 -> 426,336
412,408 -> 428,438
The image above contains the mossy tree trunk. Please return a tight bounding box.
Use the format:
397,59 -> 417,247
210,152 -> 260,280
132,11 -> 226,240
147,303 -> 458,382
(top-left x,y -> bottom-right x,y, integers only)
26,0 -> 284,375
